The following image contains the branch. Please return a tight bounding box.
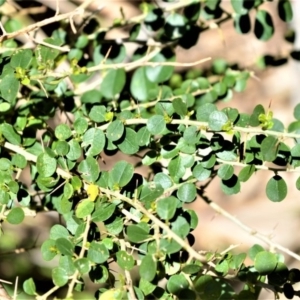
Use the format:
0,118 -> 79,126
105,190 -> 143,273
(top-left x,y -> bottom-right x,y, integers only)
36,285 -> 60,300
199,192 -> 300,261
101,187 -> 211,265
0,9 -> 84,43
98,118 -> 300,143
3,142 -> 211,265
120,240 -> 136,300
66,215 -> 91,298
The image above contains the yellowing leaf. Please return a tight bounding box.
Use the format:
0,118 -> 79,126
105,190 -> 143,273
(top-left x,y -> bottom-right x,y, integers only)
99,289 -> 124,300
87,184 -> 99,201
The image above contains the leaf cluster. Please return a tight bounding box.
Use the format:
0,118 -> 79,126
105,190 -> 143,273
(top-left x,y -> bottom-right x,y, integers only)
0,0 -> 298,299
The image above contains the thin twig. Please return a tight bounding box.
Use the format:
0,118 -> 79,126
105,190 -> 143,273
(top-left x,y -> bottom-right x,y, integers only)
36,285 -> 60,300
200,192 -> 300,261
120,240 -> 136,300
10,6 -> 47,16
101,187 -> 210,264
66,215 -> 91,298
0,9 -> 84,43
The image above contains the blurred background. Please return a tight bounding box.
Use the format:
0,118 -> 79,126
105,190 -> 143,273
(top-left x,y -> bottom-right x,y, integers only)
1,1 -> 300,299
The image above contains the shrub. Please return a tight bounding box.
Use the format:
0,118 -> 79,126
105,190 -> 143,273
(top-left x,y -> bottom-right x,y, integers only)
0,0 -> 299,299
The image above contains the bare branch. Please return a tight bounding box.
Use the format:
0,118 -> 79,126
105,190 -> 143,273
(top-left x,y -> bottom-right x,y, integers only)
200,192 -> 300,261
0,9 -> 84,43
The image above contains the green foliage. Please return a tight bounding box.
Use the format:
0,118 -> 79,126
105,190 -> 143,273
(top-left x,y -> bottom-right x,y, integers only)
0,0 -> 299,299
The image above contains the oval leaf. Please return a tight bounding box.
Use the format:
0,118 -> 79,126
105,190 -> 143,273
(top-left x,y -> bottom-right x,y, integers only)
266,175 -> 287,202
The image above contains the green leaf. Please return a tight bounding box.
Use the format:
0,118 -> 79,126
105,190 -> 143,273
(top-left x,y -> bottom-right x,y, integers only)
235,113 -> 250,127
167,274 -> 189,295
221,175 -> 241,195
89,265 -> 109,284
11,49 -> 33,68
23,278 -> 36,296
36,153 -> 57,177
194,275 -> 222,300
234,71 -> 250,92
56,237 -> 74,256
53,141 -> 69,156
0,123 -> 21,145
87,241 -> 109,264
41,239 -> 57,261
77,156 -> 100,182
238,165 -> 255,182
208,111 -> 228,131
0,158 -> 10,170
130,67 -> 158,101
139,182 -> 164,205
100,69 -> 126,98
6,207 -> 24,224
0,102 -> 11,112
137,126 -> 151,146
89,105 -> 107,123
168,156 -> 186,181
55,124 -> 72,141
82,128 -> 106,156
0,74 -> 20,103
183,126 -> 201,145
140,255 -> 156,281
231,0 -> 254,15
127,225 -> 150,243
106,120 -> 124,142
278,0 -> 293,22
108,160 -> 134,189
145,50 -> 175,83
35,38 -> 61,63
217,164 -> 234,180
182,264 -> 202,274
157,196 -> 179,220
249,244 -> 265,261
177,183 -> 196,203
117,128 -> 139,155
106,216 -> 123,235
193,164 -> 211,181
294,103 -> 300,120
147,115 -> 166,135
67,140 -> 82,161
50,224 -> 70,240
164,13 -> 187,40
261,136 -> 278,162
254,251 -> 277,275
153,172 -> 173,189
296,176 -> 300,191
116,250 -> 135,270
266,175 -> 287,202
249,104 -> 265,127
129,23 -> 141,41
172,215 -> 190,238
76,199 -> 95,218
173,97 -> 187,116
92,203 -> 116,222
59,255 -> 76,276
139,278 -> 156,296
74,117 -> 88,134
254,10 -> 274,41
52,267 -> 69,287
74,258 -> 90,274
196,103 -> 217,122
